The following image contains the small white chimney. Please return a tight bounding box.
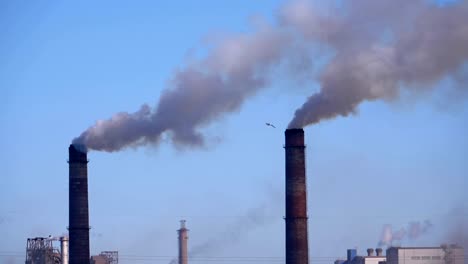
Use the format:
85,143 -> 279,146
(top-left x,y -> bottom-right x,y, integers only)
60,236 -> 69,264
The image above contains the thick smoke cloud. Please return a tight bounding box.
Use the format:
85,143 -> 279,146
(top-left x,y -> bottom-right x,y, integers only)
73,27 -> 291,151
288,0 -> 468,127
73,0 -> 468,151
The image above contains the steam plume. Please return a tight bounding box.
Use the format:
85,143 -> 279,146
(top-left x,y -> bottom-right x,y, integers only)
378,220 -> 433,247
73,0 -> 468,151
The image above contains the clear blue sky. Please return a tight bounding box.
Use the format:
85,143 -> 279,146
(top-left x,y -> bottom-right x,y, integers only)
1,1 -> 467,264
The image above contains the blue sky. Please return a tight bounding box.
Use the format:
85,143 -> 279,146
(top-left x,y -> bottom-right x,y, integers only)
1,1 -> 467,264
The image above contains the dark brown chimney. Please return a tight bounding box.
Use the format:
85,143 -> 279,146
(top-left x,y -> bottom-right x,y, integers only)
284,128 -> 308,264
68,144 -> 90,264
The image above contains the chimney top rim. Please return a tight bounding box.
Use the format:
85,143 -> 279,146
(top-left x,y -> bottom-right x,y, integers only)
69,143 -> 88,153
285,128 -> 304,132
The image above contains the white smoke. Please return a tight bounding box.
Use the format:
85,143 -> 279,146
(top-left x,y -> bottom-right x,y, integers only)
378,220 -> 433,247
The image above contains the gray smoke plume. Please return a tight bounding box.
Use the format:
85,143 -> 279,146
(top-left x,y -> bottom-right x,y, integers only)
73,0 -> 468,151
73,27 -> 292,152
288,0 -> 468,128
378,220 -> 433,247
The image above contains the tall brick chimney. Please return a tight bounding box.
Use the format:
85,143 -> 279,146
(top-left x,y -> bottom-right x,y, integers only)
68,144 -> 90,264
284,129 -> 308,264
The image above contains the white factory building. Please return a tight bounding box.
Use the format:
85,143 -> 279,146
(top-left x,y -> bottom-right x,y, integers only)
335,248 -> 386,264
386,246 -> 464,264
336,245 -> 464,264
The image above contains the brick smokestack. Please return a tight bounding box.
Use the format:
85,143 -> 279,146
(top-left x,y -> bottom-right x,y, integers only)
68,145 -> 90,264
178,220 -> 189,264
284,129 -> 309,264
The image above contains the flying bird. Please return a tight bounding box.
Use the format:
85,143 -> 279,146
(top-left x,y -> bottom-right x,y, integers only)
266,123 -> 276,128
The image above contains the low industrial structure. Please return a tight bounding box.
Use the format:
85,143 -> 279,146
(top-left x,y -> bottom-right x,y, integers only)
336,245 -> 464,264
90,251 -> 118,264
386,245 -> 464,264
25,236 -> 68,264
335,248 -> 386,264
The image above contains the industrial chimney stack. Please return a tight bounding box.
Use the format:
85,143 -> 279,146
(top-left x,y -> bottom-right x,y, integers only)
284,128 -> 309,264
68,144 -> 90,264
178,220 -> 189,264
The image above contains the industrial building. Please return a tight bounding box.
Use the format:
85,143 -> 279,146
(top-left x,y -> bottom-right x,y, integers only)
90,255 -> 108,264
386,245 -> 464,264
25,236 -> 68,264
90,251 -> 118,264
335,248 -> 386,264
336,245 -> 465,264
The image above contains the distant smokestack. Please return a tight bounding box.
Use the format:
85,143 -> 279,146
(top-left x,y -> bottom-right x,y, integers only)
367,248 -> 375,256
60,236 -> 69,264
284,128 -> 308,264
178,220 -> 189,264
347,249 -> 357,261
68,144 -> 90,264
376,248 -> 383,256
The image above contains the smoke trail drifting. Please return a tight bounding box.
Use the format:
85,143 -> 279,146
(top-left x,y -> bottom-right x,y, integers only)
74,0 -> 468,151
378,220 -> 433,247
166,186 -> 281,264
73,27 -> 292,152
188,202 -> 275,257
288,0 -> 468,128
